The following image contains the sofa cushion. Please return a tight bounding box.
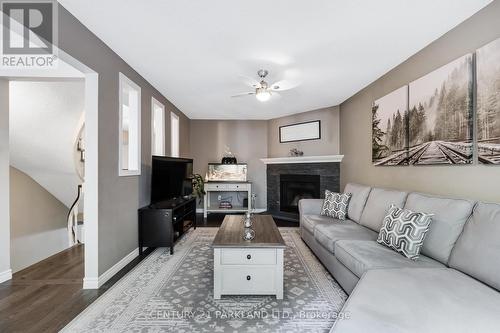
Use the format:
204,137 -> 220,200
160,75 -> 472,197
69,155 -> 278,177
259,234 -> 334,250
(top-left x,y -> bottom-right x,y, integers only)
335,240 -> 444,278
404,193 -> 474,264
300,214 -> 333,234
330,268 -> 500,333
377,205 -> 433,260
359,187 -> 408,231
313,220 -> 377,253
320,190 -> 351,220
449,202 -> 500,291
344,183 -> 371,223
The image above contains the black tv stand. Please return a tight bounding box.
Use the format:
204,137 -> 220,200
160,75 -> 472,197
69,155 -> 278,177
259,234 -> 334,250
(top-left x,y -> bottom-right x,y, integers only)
138,196 -> 196,255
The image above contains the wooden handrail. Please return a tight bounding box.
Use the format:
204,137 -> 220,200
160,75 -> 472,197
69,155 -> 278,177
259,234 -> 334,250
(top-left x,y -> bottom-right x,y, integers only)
67,184 -> 83,245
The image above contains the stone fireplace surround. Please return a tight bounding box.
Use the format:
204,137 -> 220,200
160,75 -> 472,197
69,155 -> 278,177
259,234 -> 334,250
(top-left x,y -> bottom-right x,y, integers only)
261,155 -> 343,222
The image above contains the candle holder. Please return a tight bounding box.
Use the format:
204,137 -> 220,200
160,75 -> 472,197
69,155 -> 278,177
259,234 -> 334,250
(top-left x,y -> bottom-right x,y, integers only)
243,212 -> 253,228
242,227 -> 255,241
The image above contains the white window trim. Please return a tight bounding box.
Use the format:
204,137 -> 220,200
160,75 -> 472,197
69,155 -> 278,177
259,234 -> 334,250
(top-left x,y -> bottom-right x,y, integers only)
151,97 -> 165,156
170,111 -> 180,158
118,72 -> 141,176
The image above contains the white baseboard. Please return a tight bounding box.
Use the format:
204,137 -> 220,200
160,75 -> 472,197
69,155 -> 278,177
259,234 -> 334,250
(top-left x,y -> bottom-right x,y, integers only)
82,277 -> 99,289
83,247 -> 139,290
196,208 -> 268,214
0,269 -> 12,283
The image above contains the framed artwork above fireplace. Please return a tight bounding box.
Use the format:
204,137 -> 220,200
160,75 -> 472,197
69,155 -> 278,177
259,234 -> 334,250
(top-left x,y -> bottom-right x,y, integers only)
279,120 -> 321,143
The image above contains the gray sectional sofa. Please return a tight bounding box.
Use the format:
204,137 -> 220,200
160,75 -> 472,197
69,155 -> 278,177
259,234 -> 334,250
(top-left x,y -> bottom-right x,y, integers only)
298,183 -> 500,333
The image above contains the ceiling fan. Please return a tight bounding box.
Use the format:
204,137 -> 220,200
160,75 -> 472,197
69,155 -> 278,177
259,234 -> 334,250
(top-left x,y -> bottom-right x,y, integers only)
232,69 -> 295,102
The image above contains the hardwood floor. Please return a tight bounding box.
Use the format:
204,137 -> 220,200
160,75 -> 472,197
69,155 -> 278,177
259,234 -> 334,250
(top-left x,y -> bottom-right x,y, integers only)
0,213 -> 298,332
0,244 -> 155,333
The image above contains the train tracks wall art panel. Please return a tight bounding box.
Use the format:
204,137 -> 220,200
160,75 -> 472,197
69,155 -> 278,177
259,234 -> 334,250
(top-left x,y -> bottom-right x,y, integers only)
477,37 -> 500,165
372,86 -> 409,166
372,54 -> 475,167
408,54 -> 474,165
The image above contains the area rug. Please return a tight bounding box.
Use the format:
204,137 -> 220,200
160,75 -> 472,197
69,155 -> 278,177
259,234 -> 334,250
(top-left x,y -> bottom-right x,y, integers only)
62,227 -> 347,333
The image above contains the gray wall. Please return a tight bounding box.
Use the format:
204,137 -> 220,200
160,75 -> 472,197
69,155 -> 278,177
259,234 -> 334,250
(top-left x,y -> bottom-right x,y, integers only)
190,120 -> 268,209
58,6 -> 191,274
10,167 -> 69,273
0,80 -> 10,278
340,1 -> 500,203
268,106 -> 340,157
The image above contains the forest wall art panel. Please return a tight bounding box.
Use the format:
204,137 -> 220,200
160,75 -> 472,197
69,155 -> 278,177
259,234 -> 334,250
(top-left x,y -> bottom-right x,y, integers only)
407,54 -> 473,165
477,37 -> 500,164
372,86 -> 409,166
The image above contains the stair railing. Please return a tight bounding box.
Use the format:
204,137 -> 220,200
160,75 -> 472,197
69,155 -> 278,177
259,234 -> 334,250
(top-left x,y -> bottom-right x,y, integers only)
67,184 -> 83,246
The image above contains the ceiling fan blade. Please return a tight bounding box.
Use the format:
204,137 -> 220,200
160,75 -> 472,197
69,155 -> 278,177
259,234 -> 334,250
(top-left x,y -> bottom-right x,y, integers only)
270,91 -> 281,99
239,75 -> 261,88
268,79 -> 300,91
231,92 -> 255,98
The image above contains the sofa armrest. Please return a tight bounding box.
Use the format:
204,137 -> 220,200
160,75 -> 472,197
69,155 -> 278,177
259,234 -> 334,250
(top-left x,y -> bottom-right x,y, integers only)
298,199 -> 324,216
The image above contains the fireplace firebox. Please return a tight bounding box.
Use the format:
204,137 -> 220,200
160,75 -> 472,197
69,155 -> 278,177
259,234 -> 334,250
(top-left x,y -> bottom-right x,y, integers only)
266,162 -> 340,222
279,174 -> 320,213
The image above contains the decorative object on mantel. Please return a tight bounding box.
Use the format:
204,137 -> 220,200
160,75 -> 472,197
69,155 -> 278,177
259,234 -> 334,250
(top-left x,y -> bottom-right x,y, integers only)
221,145 -> 237,164
289,148 -> 304,157
260,155 -> 344,164
280,120 -> 321,143
207,163 -> 247,181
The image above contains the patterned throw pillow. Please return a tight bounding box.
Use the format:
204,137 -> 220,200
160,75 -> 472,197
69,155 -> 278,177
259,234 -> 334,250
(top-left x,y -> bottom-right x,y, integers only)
377,205 -> 433,260
320,190 -> 351,220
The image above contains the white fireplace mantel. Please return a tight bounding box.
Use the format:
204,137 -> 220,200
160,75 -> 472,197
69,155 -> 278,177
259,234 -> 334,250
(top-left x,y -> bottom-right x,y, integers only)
260,155 -> 344,164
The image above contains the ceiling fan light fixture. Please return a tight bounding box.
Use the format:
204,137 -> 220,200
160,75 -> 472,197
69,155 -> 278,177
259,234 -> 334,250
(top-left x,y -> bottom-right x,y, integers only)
255,88 -> 271,102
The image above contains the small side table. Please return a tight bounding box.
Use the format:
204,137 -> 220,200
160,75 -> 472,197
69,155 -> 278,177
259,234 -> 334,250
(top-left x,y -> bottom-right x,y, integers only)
203,182 -> 252,218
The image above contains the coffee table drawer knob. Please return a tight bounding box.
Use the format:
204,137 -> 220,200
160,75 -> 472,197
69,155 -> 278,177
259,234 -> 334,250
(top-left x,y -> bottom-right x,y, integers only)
247,254 -> 251,260
246,275 -> 251,281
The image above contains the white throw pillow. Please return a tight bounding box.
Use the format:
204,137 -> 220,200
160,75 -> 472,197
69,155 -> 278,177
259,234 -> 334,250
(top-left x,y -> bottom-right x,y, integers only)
377,205 -> 433,260
320,190 -> 351,220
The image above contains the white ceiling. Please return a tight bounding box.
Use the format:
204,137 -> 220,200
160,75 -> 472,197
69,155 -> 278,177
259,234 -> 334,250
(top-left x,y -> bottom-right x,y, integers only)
59,0 -> 491,120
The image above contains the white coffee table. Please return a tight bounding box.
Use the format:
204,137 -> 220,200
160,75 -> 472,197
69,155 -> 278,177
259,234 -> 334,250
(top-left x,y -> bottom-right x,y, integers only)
212,215 -> 286,299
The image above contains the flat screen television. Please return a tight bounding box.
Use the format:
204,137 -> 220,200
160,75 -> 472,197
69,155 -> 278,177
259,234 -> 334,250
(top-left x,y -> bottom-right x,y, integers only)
151,156 -> 193,204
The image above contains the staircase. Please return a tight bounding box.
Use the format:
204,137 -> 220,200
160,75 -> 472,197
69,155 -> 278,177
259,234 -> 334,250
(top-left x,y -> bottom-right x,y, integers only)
68,125 -> 85,246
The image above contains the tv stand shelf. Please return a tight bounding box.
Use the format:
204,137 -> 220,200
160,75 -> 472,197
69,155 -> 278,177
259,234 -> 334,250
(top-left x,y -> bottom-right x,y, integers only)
138,197 -> 196,255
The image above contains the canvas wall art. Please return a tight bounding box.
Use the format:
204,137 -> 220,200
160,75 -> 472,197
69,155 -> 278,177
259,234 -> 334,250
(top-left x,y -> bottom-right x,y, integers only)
407,54 -> 473,165
372,86 -> 409,166
477,37 -> 500,164
279,120 -> 321,143
206,163 -> 247,182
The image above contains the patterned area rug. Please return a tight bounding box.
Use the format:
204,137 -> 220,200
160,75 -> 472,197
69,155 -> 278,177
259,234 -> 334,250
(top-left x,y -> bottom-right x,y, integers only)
62,228 -> 347,332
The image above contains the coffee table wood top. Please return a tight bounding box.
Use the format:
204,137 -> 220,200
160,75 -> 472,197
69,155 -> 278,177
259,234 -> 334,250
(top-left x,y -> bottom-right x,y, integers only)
212,215 -> 286,248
